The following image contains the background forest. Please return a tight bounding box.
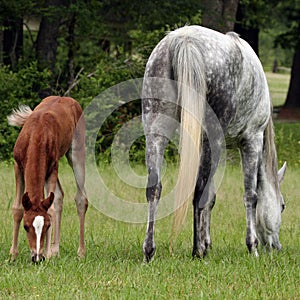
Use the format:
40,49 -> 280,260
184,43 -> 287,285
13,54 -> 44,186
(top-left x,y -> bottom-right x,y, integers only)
0,0 -> 300,161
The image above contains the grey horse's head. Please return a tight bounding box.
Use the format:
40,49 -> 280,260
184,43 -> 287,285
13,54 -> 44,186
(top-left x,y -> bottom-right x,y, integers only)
256,162 -> 286,250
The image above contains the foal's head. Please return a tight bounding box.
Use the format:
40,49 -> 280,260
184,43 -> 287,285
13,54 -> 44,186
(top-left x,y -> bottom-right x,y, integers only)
22,192 -> 54,263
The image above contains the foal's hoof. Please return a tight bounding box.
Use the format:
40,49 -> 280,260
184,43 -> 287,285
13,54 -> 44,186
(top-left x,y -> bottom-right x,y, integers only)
10,253 -> 18,262
10,247 -> 19,261
45,248 -> 59,259
77,247 -> 86,258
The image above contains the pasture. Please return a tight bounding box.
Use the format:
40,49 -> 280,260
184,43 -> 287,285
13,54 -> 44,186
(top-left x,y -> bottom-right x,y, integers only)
266,72 -> 291,107
1,72 -> 300,299
1,163 -> 300,299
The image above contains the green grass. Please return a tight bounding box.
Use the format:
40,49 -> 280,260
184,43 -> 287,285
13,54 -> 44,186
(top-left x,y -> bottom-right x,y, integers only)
266,72 -> 290,107
1,161 -> 300,299
274,122 -> 300,167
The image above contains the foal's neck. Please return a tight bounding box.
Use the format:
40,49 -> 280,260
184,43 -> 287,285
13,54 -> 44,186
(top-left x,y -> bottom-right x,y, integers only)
24,142 -> 56,204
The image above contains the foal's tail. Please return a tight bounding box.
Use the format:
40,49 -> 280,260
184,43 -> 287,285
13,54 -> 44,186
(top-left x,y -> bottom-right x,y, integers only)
169,29 -> 207,242
7,105 -> 33,126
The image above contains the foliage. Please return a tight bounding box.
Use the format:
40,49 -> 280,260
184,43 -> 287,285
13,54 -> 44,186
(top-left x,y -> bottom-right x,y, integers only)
238,0 -> 281,29
100,0 -> 201,33
0,62 -> 51,161
0,0 -> 36,22
70,55 -> 144,163
236,0 -> 296,69
273,0 -> 300,49
259,31 -> 294,70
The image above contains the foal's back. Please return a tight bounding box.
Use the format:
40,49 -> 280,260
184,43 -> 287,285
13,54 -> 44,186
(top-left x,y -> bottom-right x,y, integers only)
14,96 -> 83,163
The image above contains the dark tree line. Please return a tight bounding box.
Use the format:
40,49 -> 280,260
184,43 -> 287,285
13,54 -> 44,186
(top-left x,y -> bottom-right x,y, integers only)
0,0 -> 300,111
1,0 -> 300,162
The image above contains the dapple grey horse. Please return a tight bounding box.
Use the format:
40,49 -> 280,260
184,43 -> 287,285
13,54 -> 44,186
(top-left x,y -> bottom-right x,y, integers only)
142,25 -> 286,262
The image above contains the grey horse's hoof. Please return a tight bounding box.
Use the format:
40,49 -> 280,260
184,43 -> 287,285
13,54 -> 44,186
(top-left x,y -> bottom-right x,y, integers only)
143,244 -> 156,263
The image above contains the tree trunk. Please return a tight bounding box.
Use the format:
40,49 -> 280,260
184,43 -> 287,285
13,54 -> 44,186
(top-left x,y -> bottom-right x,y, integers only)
0,26 -> 3,65
201,0 -> 239,33
36,0 -> 62,75
66,12 -> 76,94
278,23 -> 300,120
235,24 -> 259,55
234,1 -> 259,56
283,48 -> 300,109
2,18 -> 23,69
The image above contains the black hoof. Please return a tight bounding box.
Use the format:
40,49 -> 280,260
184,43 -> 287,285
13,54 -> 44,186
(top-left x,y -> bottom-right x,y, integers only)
192,244 -> 210,259
143,246 -> 156,263
192,248 -> 205,259
246,237 -> 258,255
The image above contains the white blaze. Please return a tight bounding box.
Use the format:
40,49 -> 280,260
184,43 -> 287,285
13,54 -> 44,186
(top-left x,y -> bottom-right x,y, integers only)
32,216 -> 44,260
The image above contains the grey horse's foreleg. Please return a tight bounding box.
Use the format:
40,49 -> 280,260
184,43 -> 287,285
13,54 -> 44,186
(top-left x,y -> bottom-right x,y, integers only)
240,135 -> 263,256
143,134 -> 168,262
143,168 -> 162,262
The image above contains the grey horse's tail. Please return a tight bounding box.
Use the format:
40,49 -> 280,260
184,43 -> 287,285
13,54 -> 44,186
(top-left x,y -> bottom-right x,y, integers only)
7,105 -> 33,126
263,112 -> 279,184
169,27 -> 207,244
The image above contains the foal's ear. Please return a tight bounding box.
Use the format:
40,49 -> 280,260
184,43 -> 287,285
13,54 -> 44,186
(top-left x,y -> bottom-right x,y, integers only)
42,192 -> 54,211
22,192 -> 32,211
278,161 -> 287,184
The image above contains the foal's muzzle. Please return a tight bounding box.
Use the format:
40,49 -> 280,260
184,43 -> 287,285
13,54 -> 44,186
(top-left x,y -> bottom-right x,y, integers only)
31,254 -> 45,263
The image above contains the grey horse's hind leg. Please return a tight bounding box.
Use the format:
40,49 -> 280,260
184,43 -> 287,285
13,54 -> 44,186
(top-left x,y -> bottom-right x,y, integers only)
192,138 -> 218,258
193,187 -> 216,258
143,134 -> 169,262
240,134 -> 263,256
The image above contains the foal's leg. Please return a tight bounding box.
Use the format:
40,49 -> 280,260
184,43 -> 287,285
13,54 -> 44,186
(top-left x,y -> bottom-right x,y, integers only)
143,134 -> 169,262
240,134 -> 263,256
10,162 -> 25,260
45,178 -> 64,257
66,134 -> 88,258
192,139 -> 218,258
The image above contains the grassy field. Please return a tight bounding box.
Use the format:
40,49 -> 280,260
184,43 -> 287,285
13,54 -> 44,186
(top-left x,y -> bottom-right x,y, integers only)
0,162 -> 300,299
1,72 -> 300,299
266,72 -> 290,107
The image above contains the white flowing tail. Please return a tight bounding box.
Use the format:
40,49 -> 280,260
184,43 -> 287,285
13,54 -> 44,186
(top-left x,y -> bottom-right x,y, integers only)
7,105 -> 33,126
169,29 -> 207,241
